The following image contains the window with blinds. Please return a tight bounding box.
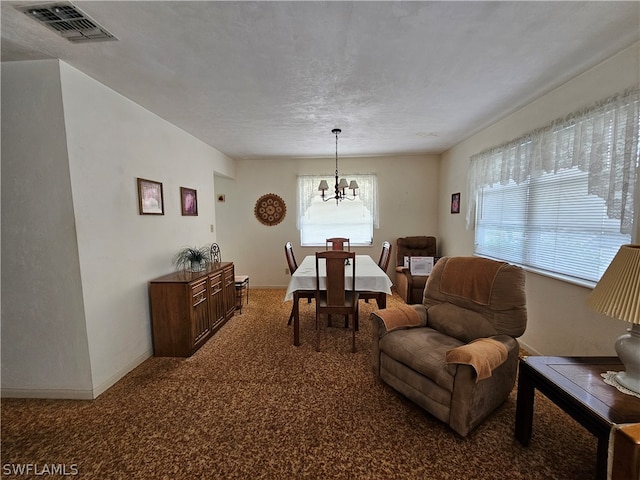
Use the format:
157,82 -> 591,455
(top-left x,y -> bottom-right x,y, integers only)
475,168 -> 630,283
470,89 -> 639,285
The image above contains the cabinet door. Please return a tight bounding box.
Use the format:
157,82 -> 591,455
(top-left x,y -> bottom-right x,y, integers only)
223,264 -> 236,319
208,271 -> 226,332
190,279 -> 210,349
149,282 -> 192,357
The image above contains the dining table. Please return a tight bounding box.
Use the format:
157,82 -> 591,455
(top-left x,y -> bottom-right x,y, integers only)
284,254 -> 393,346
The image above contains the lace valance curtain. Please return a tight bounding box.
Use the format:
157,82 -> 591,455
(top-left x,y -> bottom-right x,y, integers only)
297,174 -> 379,229
466,88 -> 639,235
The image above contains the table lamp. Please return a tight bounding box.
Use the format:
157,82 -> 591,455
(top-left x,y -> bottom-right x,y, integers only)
587,244 -> 640,394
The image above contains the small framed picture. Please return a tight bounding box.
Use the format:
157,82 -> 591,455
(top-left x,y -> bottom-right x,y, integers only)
180,187 -> 198,216
451,192 -> 460,214
137,178 -> 164,215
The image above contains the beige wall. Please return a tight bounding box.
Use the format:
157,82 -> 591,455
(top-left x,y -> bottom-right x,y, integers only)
215,154 -> 440,288
438,42 -> 640,355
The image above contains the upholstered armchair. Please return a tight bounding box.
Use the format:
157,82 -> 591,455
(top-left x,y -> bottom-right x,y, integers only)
370,256 -> 527,437
395,236 -> 437,304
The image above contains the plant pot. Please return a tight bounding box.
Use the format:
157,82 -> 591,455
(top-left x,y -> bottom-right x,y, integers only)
190,260 -> 203,272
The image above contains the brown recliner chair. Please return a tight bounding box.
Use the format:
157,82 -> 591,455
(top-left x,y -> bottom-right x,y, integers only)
370,256 -> 527,437
395,236 -> 437,304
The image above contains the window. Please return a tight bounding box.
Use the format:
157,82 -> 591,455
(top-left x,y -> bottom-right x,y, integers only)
297,174 -> 378,246
476,169 -> 630,282
468,89 -> 639,284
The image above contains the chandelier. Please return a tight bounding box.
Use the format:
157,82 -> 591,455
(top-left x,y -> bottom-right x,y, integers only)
318,128 -> 358,204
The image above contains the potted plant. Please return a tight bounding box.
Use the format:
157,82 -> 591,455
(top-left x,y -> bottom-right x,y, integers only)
173,246 -> 211,272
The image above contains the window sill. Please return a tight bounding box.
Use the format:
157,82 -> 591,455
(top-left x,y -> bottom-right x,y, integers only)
521,265 -> 596,290
476,255 -> 597,290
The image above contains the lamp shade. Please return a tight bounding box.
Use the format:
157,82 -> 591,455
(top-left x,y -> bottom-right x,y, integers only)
349,180 -> 359,190
318,180 -> 329,191
587,244 -> 640,325
338,178 -> 349,189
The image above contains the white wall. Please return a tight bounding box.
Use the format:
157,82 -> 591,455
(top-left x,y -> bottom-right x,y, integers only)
1,60 -> 236,398
215,154 -> 439,288
438,42 -> 640,355
2,60 -> 93,397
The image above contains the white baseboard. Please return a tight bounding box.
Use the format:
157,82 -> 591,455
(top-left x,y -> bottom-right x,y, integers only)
1,387 -> 94,400
1,348 -> 153,400
250,285 -> 288,289
518,340 -> 542,356
91,348 -> 153,398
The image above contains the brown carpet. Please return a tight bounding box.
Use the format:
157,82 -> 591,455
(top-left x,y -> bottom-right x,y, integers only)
1,289 -> 597,479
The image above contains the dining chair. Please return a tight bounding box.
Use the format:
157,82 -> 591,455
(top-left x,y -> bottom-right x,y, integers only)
377,241 -> 392,272
285,242 -> 314,325
360,241 -> 392,308
325,237 -> 351,251
315,250 -> 359,352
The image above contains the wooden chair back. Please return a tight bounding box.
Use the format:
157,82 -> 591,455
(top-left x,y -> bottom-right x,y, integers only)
359,242 -> 391,308
326,237 -> 351,251
284,241 -> 299,275
378,241 -> 392,272
284,241 -> 314,326
315,250 -> 359,352
316,250 -> 356,307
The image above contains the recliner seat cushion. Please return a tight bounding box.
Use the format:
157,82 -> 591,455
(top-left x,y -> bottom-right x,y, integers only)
379,327 -> 461,392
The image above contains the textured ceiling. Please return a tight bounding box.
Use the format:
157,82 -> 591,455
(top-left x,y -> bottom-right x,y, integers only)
2,1 -> 639,160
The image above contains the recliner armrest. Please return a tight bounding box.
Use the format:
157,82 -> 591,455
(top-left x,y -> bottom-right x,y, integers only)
445,337 -> 508,382
448,335 -> 519,436
370,304 -> 427,337
369,305 -> 427,378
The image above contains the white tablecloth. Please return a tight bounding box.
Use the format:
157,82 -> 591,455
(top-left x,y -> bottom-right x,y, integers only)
284,254 -> 393,301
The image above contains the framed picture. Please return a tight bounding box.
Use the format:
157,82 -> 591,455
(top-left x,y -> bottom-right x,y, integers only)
180,187 -> 198,216
137,178 -> 164,215
451,192 -> 460,214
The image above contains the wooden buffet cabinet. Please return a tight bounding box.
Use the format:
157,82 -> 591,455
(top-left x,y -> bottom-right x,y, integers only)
149,262 -> 235,357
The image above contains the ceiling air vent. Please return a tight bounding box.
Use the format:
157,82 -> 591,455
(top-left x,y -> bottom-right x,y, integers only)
17,2 -> 117,43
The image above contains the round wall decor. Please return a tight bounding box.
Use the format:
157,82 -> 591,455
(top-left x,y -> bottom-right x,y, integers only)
254,193 -> 286,226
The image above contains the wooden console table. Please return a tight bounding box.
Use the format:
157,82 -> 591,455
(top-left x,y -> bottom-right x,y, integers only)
149,262 -> 235,357
515,356 -> 640,479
